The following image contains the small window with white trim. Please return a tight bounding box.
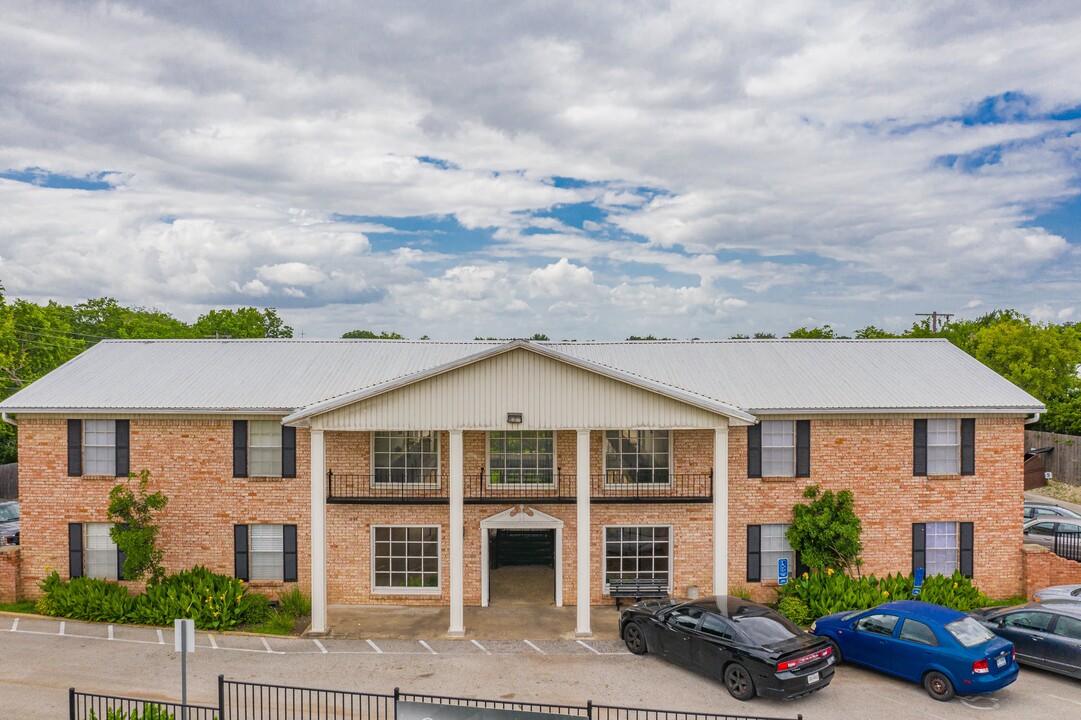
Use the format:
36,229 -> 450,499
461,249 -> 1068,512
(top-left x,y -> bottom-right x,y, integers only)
927,419 -> 960,475
373,432 -> 439,484
84,420 -> 117,475
603,526 -> 672,590
248,420 -> 283,477
249,524 -> 285,581
604,430 -> 669,484
761,420 -> 795,477
372,526 -> 440,591
760,524 -> 795,581
85,522 -> 119,580
925,521 -> 958,576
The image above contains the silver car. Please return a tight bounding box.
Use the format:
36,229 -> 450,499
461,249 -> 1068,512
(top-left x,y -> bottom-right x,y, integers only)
1024,502 -> 1081,521
0,500 -> 17,545
1034,585 -> 1081,604
1023,518 -> 1081,554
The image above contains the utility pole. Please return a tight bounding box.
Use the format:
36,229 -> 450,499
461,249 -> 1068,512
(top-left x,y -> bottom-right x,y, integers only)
916,311 -> 954,333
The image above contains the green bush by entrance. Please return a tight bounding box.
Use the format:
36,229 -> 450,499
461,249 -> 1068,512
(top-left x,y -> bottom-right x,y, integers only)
778,569 -> 993,619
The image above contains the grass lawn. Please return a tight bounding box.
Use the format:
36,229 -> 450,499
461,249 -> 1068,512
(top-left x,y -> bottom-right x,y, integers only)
1029,481 -> 1081,506
0,600 -> 37,613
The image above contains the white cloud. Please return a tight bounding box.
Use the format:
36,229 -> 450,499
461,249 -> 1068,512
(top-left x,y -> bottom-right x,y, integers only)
257,262 -> 327,286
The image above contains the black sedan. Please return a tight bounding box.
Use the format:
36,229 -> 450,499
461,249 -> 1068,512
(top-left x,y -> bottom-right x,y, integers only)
970,603 -> 1081,679
620,595 -> 835,701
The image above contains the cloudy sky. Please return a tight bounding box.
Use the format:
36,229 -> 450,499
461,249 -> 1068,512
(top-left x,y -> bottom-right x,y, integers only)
1,1 -> 1079,340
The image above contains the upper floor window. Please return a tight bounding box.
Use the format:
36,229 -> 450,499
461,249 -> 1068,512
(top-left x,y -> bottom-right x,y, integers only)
248,420 -> 283,477
489,431 -> 554,484
604,430 -> 669,484
761,420 -> 795,477
373,431 -> 439,484
927,419 -> 960,475
84,420 -> 117,475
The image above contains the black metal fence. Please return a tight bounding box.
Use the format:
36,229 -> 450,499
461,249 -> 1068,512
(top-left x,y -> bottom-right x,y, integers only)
1053,530 -> 1081,562
72,678 -> 802,720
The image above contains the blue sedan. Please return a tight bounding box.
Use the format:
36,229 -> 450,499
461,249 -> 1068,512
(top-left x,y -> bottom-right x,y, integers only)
811,600 -> 1018,701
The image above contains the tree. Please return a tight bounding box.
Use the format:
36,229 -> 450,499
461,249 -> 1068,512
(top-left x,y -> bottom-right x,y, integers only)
529,333 -> 550,341
787,485 -> 864,576
107,470 -> 169,586
191,308 -> 293,338
341,330 -> 405,339
787,324 -> 844,339
854,325 -> 896,339
69,297 -> 192,339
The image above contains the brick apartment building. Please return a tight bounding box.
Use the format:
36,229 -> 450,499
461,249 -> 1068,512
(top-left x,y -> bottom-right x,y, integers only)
0,338 -> 1043,636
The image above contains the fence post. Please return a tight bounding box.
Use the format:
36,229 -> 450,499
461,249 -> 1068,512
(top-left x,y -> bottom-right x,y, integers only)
218,675 -> 225,720
69,688 -> 75,720
586,700 -> 593,720
393,687 -> 400,719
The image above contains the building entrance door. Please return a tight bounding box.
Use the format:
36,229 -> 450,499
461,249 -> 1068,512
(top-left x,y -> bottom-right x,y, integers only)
479,507 -> 564,608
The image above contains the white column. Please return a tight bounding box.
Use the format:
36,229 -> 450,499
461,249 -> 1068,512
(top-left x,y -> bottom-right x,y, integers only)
575,429 -> 592,637
309,428 -> 328,634
448,430 -> 465,636
713,425 -> 729,597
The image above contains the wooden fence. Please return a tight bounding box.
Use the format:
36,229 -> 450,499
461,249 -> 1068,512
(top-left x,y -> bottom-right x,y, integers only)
0,463 -> 15,499
1026,431 -> 1081,486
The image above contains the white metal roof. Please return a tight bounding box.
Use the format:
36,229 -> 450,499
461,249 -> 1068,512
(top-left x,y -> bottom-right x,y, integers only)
0,338 -> 1044,417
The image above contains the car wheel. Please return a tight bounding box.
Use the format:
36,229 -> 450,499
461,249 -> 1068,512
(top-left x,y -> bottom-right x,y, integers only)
623,621 -> 648,655
723,663 -> 756,702
923,671 -> 955,702
826,638 -> 843,665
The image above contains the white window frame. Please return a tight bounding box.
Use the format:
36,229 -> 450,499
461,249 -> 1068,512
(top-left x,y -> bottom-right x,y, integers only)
370,525 -> 442,595
602,524 -> 674,593
83,419 -> 117,476
760,420 -> 795,477
926,419 -> 960,476
371,431 -> 441,487
760,523 -> 795,581
249,524 -> 284,581
602,430 -> 671,487
925,521 -> 959,576
486,431 -> 557,488
85,522 -> 119,580
248,420 -> 283,478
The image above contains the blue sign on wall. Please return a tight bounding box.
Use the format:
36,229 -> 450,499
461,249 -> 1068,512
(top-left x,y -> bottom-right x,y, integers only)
778,557 -> 789,586
913,567 -> 925,597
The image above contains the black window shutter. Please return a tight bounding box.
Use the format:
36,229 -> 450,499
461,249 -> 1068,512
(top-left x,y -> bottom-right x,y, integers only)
283,524 -> 298,582
234,524 -> 249,580
67,420 -> 82,477
959,522 -> 974,578
912,523 -> 926,575
960,419 -> 976,476
68,523 -> 83,578
746,525 -> 761,582
282,426 -> 297,479
115,420 -> 130,477
913,420 -> 928,477
116,522 -> 128,580
795,420 -> 811,478
233,421 -> 248,478
795,551 -> 809,577
747,425 -> 762,478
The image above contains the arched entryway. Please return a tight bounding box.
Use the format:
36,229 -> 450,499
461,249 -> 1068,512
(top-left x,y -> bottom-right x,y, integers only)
480,506 -> 563,607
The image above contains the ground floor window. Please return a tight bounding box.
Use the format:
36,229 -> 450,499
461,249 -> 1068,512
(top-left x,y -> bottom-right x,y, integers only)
925,521 -> 958,576
603,526 -> 671,590
249,524 -> 285,581
760,523 -> 795,581
372,526 -> 440,592
85,522 -> 119,580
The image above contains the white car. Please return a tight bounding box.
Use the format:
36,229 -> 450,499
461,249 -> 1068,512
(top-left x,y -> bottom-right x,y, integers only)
1033,585 -> 1081,604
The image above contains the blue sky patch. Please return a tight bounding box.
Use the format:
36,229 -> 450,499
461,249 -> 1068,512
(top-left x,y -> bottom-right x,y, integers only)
1028,194 -> 1081,245
960,91 -> 1035,126
0,167 -> 117,190
333,212 -> 495,253
416,156 -> 459,171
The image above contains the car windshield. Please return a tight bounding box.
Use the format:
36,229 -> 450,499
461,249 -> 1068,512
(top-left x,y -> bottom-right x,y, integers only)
946,617 -> 995,648
733,613 -> 801,645
0,503 -> 17,522
1072,588 -> 1081,597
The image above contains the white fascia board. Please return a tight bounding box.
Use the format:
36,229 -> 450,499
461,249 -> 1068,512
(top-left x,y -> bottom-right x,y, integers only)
1,408 -> 294,415
751,406 -> 1045,415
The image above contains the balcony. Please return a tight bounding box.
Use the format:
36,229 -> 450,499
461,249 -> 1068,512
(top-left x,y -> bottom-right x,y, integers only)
326,470 -> 713,505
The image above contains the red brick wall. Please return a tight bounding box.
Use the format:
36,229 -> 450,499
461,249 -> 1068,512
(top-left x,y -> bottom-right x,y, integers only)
1022,543 -> 1081,600
0,546 -> 20,602
16,416 -> 310,599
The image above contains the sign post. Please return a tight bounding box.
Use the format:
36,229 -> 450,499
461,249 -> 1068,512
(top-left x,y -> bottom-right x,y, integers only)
175,619 -> 195,720
777,557 -> 789,586
912,567 -> 925,597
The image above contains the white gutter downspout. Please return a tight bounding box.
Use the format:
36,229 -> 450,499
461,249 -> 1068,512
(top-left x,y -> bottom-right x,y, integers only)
1025,412 -> 1041,425
1,413 -> 15,427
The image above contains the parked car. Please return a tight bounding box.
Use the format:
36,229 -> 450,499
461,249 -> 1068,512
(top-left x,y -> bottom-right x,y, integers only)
620,596 -> 835,701
1023,518 -> 1081,551
811,600 -> 1017,701
970,603 -> 1081,679
0,500 -> 17,545
1033,585 -> 1081,604
1024,502 -> 1081,521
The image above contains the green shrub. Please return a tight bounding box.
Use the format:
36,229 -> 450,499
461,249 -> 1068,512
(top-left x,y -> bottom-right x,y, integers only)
239,593 -> 272,625
778,596 -> 812,626
277,588 -> 311,618
779,569 -> 992,618
727,585 -> 753,601
248,610 -> 297,635
87,703 -> 199,720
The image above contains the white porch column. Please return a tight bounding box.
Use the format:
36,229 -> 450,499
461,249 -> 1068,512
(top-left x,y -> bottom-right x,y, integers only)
575,429 -> 592,637
713,425 -> 729,596
448,429 -> 465,636
309,428 -> 328,634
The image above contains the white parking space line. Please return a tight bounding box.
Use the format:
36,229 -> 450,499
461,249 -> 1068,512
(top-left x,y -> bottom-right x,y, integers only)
523,640 -> 546,655
108,625 -> 114,640
58,621 -> 65,636
471,639 -> 490,655
209,635 -> 218,649
10,618 -> 18,631
156,629 -> 164,645
261,637 -> 273,653
1050,694 -> 1081,707
576,640 -> 602,655
419,640 -> 437,655
313,639 -> 328,654
366,639 -> 383,653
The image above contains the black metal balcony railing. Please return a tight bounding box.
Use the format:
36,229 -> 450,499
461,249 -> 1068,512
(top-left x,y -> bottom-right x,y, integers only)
326,469 -> 713,504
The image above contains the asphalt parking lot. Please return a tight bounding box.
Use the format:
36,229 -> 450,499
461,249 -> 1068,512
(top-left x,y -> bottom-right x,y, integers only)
2,615 -> 1079,720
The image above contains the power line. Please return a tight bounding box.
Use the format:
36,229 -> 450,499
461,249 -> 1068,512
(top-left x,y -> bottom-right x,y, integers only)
12,323 -> 107,340
13,329 -> 92,345
916,311 -> 954,333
